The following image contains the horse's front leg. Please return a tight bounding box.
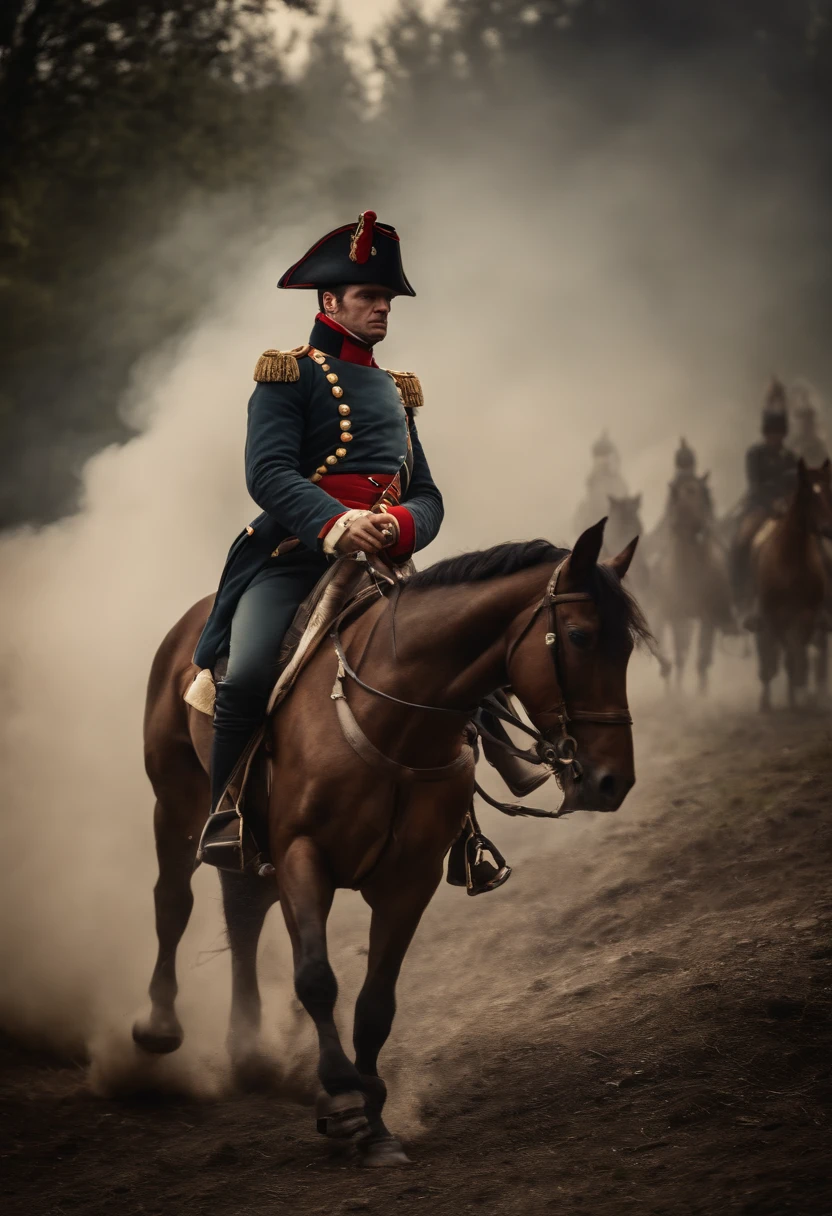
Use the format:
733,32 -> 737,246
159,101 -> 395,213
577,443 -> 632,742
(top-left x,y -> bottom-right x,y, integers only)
276,836 -> 368,1143
756,622 -> 778,712
814,628 -> 829,705
353,862 -> 443,1167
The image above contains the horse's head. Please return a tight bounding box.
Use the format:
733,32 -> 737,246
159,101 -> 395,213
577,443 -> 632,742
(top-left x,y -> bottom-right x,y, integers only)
669,471 -> 713,537
607,493 -> 643,539
798,457 -> 832,538
507,518 -> 646,814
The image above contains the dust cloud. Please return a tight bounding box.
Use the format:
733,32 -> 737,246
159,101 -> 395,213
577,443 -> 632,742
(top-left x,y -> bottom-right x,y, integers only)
0,59 -> 824,1111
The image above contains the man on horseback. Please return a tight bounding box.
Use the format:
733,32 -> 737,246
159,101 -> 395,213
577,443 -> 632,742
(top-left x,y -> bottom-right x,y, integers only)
194,212 -> 443,834
648,439 -> 714,556
730,377 -> 798,613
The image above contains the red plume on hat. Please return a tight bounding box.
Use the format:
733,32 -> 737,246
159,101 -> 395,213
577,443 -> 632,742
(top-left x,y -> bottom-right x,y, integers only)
349,210 -> 376,264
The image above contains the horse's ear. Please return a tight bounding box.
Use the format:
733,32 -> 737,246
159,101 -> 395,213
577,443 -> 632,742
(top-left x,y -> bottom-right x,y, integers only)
608,494 -> 621,509
607,535 -> 639,582
570,518 -> 607,580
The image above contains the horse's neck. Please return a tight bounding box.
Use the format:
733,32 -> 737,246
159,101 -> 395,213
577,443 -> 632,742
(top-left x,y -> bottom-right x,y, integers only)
671,519 -> 706,550
377,567 -> 546,709
778,487 -> 814,552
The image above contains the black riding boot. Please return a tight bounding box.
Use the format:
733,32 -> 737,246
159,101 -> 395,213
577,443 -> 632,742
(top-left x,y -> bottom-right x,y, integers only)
446,808 -> 512,895
198,682 -> 265,870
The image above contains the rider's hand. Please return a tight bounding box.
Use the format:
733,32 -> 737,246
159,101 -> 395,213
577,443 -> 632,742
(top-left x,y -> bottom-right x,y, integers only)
335,512 -> 398,554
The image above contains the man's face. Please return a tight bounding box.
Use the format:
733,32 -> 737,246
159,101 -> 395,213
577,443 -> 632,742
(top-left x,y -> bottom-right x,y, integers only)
324,284 -> 394,345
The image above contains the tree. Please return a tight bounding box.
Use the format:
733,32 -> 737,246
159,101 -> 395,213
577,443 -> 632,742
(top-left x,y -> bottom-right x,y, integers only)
0,1 -> 315,525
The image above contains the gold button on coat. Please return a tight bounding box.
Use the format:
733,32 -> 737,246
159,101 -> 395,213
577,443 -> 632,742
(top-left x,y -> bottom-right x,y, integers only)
336,447 -> 347,458
340,432 -> 353,442
340,418 -> 351,430
326,373 -> 338,384
338,404 -> 350,416
326,455 -> 338,466
310,472 -> 322,483
331,386 -> 344,398
317,465 -> 328,475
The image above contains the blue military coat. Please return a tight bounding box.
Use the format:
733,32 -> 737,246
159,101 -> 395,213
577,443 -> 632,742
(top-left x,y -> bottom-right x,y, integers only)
193,317 -> 443,669
745,442 -> 798,511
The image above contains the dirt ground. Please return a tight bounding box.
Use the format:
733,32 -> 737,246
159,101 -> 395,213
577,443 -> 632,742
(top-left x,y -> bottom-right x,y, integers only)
2,700 -> 832,1216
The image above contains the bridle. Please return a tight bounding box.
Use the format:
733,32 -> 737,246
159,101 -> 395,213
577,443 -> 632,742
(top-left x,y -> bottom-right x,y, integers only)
329,557 -> 632,801
502,557 -> 633,776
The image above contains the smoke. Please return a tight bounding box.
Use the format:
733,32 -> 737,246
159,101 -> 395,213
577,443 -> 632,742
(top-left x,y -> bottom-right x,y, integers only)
0,51 -> 825,1104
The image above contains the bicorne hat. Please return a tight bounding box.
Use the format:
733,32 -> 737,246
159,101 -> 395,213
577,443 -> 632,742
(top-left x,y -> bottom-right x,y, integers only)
278,211 -> 415,297
675,437 -> 696,470
592,430 -> 617,459
761,376 -> 789,435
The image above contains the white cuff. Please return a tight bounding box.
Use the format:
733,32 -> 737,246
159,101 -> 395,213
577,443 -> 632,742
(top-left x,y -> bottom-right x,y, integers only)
323,509 -> 370,555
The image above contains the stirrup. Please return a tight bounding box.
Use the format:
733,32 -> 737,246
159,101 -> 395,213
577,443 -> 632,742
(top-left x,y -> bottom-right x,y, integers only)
197,807 -> 271,876
447,810 -> 512,896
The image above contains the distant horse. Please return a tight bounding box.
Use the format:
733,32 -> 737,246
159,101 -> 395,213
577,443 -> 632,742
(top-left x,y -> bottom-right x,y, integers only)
751,459 -> 832,711
651,472 -> 734,693
606,495 -> 651,602
606,495 -> 671,678
132,521 -> 646,1166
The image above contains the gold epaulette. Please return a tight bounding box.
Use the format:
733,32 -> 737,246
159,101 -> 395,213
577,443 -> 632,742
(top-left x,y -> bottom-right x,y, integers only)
253,344 -> 311,383
386,369 -> 424,409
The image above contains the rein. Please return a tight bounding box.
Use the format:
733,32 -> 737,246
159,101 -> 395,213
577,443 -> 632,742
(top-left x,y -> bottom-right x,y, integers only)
328,557 -> 631,806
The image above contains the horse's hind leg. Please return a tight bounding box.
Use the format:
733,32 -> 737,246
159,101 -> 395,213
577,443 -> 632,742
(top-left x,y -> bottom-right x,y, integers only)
353,864 -> 442,1167
277,836 -> 368,1142
133,792 -> 201,1053
673,619 -> 693,689
220,869 -> 279,1086
697,620 -> 715,696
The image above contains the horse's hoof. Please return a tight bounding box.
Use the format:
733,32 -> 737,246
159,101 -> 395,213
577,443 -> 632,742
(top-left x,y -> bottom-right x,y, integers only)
360,1135 -> 412,1168
231,1051 -> 281,1093
132,1011 -> 183,1055
316,1090 -> 371,1142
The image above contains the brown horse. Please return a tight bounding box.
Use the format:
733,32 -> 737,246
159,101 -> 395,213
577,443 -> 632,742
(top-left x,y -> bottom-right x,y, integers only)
751,459 -> 832,711
605,495 -> 650,602
651,472 -> 734,693
132,520 -> 645,1166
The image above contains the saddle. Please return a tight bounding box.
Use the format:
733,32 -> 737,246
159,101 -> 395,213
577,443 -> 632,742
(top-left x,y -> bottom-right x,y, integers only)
185,556 -> 381,722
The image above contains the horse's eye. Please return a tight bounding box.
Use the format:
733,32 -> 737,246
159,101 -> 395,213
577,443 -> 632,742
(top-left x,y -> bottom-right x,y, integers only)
568,628 -> 592,650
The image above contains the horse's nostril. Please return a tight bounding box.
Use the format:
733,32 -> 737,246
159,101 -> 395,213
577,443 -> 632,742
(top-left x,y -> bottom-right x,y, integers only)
598,774 -> 617,799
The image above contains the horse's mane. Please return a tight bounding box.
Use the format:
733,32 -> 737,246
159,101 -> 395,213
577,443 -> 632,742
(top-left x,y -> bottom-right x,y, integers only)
406,539 -> 651,649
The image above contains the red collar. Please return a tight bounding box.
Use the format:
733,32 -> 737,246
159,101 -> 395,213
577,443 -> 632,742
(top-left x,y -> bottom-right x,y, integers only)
314,312 -> 378,367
